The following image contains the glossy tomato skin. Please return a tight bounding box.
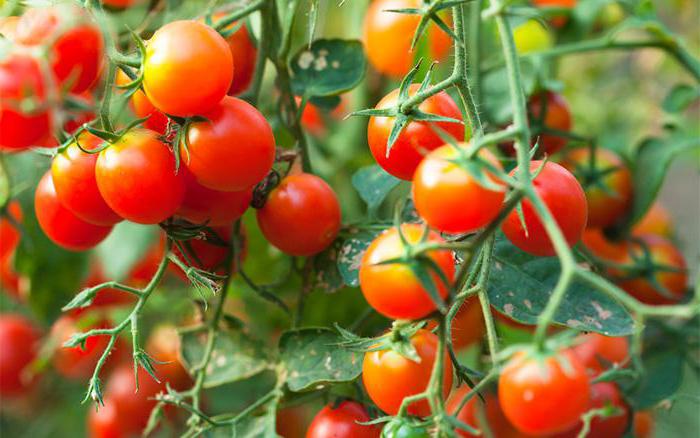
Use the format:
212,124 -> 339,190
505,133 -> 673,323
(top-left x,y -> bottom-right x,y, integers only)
498,349 -> 590,435
96,128 -> 185,224
143,20 -> 233,117
560,147 -> 633,229
553,382 -> 628,438
115,70 -> 169,134
363,0 -> 451,78
359,224 -> 454,320
35,172 -> 113,251
502,161 -> 588,256
306,401 -> 380,438
0,314 -> 40,397
447,389 -> 534,438
570,333 -> 629,376
176,168 -> 252,226
363,329 -> 453,417
218,17 -> 257,95
368,85 -> 464,180
257,173 -> 341,256
413,144 -> 505,233
529,92 -> 572,156
633,411 -> 654,438
632,201 -> 673,237
449,298 -> 485,350
0,201 -> 22,259
381,417 -> 430,438
52,133 -> 122,226
183,96 -> 275,192
0,54 -> 52,151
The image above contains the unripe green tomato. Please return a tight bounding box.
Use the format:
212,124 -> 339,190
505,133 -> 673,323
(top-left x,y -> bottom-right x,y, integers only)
512,19 -> 554,54
599,2 -> 625,28
381,417 -> 430,438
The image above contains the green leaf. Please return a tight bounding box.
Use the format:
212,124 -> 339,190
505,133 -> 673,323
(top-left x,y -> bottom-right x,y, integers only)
180,327 -> 270,388
351,165 -> 401,214
290,39 -> 366,97
482,61 -> 537,125
0,158 -> 9,208
313,241 -> 345,293
95,222 -> 157,281
487,236 -> 635,336
337,229 -> 383,287
662,84 -> 700,113
623,350 -> 684,409
279,328 -> 363,392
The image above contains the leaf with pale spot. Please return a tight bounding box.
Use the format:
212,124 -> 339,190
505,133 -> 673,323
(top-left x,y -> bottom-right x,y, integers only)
337,229 -> 384,287
291,39 -> 366,97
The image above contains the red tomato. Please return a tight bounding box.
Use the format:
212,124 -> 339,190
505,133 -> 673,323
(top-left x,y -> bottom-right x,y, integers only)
532,0 -> 577,27
15,4 -> 104,93
502,161 -> 588,256
102,0 -> 142,9
0,53 -> 52,151
449,298 -> 485,350
171,226 -> 244,278
216,16 -> 257,95
52,133 -> 122,226
570,333 -> 629,376
0,314 -> 40,397
447,389 -> 535,438
0,201 -> 22,259
276,405 -> 311,438
529,91 -> 572,156
582,229 -> 630,265
143,20 -> 233,117
96,128 -> 185,224
182,96 -> 275,191
633,411 -> 654,438
146,325 -> 191,391
498,349 -> 590,435
368,84 -> 464,180
554,382 -> 628,438
88,400 -> 132,438
362,329 -> 453,417
359,224 -> 454,320
363,0 -> 452,78
306,401 -> 381,438
0,253 -> 24,300
115,70 -> 169,134
413,144 -> 505,233
176,168 -> 252,226
35,172 -> 113,251
296,96 -> 346,137
632,201 -> 673,238
256,173 -> 341,256
560,147 -> 633,229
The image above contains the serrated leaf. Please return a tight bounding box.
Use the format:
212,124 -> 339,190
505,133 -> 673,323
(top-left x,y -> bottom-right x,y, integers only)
279,328 -> 363,392
337,229 -> 384,287
351,165 -> 401,214
290,39 -> 366,97
662,84 -> 700,113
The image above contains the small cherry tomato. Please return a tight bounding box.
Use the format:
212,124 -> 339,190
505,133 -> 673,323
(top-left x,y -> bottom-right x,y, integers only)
512,19 -> 553,54
0,201 -> 22,259
363,0 -> 451,78
368,84 -> 464,180
0,253 -> 24,301
87,400 -> 128,438
381,416 -> 430,438
183,96 -> 275,192
360,224 -> 454,320
52,133 -> 122,226
633,411 -> 654,438
215,15 -> 257,95
560,147 -> 633,229
498,349 -> 590,435
570,333 -> 629,376
306,400 -> 381,438
413,144 -> 505,233
581,229 -> 630,266
0,53 -> 52,151
632,201 -> 673,238
553,382 -> 628,438
147,325 -> 191,391
35,171 -> 113,251
532,0 -> 577,27
363,329 -> 453,417
447,389 -> 533,438
102,0 -> 143,9
0,314 -> 41,397
176,168 -> 252,226
116,70 -> 169,134
143,20 -> 233,117
171,226 -> 245,279
502,161 -> 588,256
96,128 -> 185,224
276,405 -> 311,438
529,91 -> 572,156
426,297 -> 484,351
256,173 -> 341,257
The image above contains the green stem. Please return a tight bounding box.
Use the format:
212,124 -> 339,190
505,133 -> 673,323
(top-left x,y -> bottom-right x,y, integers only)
213,0 -> 265,32
453,3 -> 483,137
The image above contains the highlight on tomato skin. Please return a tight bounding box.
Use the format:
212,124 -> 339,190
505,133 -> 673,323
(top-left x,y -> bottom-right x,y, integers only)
305,400 -> 381,438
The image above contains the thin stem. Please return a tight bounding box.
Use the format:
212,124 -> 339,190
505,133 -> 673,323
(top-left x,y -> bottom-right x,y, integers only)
213,0 -> 265,32
453,3 -> 483,137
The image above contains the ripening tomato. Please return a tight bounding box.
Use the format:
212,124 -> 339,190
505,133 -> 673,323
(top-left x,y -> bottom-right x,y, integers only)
512,19 -> 554,54
115,70 -> 169,134
633,411 -> 654,438
52,133 -> 122,226
0,314 -> 40,397
143,20 -> 233,117
0,53 -> 52,151
581,229 -> 629,266
532,0 -> 577,27
447,389 -> 534,438
362,329 -> 453,417
176,168 -> 252,226
35,172 -> 113,250
632,202 -> 673,238
363,0 -> 451,78
88,401 -> 129,438
502,161 -> 588,256
529,91 -> 572,156
359,224 -> 454,320
368,85 -> 464,180
15,4 -> 104,93
96,128 -> 185,224
215,15 -> 257,95
560,147 -> 633,229
381,417 -> 430,438
570,333 -> 629,376
306,401 -> 381,438
147,325 -> 191,391
498,349 -> 590,435
182,96 -> 275,192
256,173 -> 341,256
553,382 -> 628,438
0,201 -> 22,259
413,144 -> 505,233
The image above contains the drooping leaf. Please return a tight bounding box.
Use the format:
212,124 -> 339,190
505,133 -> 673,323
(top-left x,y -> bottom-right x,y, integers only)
290,39 -> 366,97
351,165 -> 401,214
623,350 -> 685,409
662,84 -> 700,113
337,229 -> 384,287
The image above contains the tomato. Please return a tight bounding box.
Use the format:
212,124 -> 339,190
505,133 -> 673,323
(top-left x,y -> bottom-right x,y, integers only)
554,382 -> 628,438
51,133 -> 122,226
447,389 -> 534,438
146,325 -> 191,391
171,225 -> 245,279
570,333 -> 629,376
102,0 -> 142,9
0,253 -> 24,301
115,70 -> 169,134
498,349 -> 590,435
306,400 -> 380,438
532,0 -> 577,27
529,91 -> 572,156
276,405 -> 311,438
0,201 -> 22,259
363,0 -> 451,78
216,16 -> 257,95
88,401 -> 132,438
381,416 -> 430,437
35,172 -> 113,251
582,229 -> 630,264
512,19 -> 554,54
182,96 -> 275,192
143,20 -> 233,117
632,201 -> 673,238
368,84 -> 464,180
413,144 -> 505,233
256,173 -> 341,256
296,97 -> 346,137
176,168 -> 252,226
363,329 -> 453,417
0,314 -> 40,397
502,161 -> 588,256
15,4 -> 104,93
449,298 -> 485,350
96,128 -> 185,224
359,224 -> 454,320
633,411 -> 654,438
560,147 -> 633,228
0,53 -> 52,151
